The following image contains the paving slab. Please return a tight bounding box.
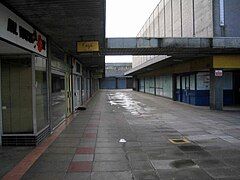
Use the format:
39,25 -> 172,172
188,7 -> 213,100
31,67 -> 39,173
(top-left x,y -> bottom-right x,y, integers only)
91,171 -> 132,180
93,161 -> 130,172
6,90 -> 240,180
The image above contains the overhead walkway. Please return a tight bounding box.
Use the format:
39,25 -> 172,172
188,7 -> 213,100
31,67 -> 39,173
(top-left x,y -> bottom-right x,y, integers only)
105,37 -> 240,56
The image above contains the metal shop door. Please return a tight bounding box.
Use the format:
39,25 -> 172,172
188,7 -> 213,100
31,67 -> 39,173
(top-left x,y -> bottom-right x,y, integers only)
117,78 -> 126,89
1,60 -> 33,134
100,78 -> 116,89
181,76 -> 190,104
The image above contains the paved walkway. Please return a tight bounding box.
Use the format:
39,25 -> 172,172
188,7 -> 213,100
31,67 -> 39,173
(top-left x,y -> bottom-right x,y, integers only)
13,90 -> 240,179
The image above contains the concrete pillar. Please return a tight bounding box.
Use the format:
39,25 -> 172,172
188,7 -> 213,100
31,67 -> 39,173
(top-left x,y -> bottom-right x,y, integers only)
134,77 -> 139,91
31,54 -> 37,134
154,76 -> 157,96
47,38 -> 53,132
144,77 -> 146,93
210,69 -> 223,110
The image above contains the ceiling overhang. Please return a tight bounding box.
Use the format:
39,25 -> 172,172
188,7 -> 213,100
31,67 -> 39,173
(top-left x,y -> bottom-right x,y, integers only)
1,0 -> 106,69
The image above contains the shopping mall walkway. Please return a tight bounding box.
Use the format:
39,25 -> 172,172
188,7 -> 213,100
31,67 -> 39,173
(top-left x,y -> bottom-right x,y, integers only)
5,90 -> 240,179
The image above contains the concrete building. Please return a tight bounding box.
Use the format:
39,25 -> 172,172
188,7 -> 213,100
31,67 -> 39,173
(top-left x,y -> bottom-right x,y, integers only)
0,1 -> 105,146
129,0 -> 240,110
100,63 -> 133,89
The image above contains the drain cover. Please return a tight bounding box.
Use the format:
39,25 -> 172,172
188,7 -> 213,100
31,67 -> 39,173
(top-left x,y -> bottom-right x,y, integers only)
170,159 -> 198,169
178,145 -> 203,152
169,138 -> 190,144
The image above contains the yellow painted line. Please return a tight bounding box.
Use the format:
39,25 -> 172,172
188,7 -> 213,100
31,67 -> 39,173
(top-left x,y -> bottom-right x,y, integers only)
169,138 -> 190,145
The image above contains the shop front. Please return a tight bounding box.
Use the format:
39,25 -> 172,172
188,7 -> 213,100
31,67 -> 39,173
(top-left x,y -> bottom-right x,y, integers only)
176,71 -> 235,106
51,57 -> 72,129
0,3 -> 48,145
73,59 -> 83,110
1,55 -> 49,146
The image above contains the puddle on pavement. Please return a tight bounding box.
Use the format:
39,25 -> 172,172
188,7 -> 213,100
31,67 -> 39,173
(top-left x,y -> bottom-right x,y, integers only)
170,159 -> 198,169
107,92 -> 156,117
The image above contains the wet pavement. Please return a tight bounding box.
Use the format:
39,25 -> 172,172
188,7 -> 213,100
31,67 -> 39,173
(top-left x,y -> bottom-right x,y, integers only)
3,90 -> 240,179
0,146 -> 34,177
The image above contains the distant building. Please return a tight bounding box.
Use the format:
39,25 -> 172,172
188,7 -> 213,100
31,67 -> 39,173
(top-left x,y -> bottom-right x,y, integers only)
100,63 -> 133,89
105,63 -> 132,77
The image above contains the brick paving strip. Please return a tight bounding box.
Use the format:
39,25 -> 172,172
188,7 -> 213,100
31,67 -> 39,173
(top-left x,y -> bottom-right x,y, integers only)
2,115 -> 75,180
3,92 -> 98,180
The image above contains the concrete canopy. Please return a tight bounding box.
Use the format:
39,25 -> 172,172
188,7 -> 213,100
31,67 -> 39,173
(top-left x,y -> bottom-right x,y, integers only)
2,0 -> 106,69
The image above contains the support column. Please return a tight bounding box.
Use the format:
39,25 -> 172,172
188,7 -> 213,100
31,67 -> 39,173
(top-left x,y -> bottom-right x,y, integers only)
133,77 -> 138,91
47,38 -> 53,132
210,69 -> 223,110
31,55 -> 37,134
144,77 -> 146,93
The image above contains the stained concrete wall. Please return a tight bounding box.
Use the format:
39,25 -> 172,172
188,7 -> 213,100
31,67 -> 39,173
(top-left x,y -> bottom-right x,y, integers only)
165,0 -> 172,37
182,0 -> 194,37
172,0 -> 182,37
133,0 -> 214,68
194,0 -> 213,37
133,0 -> 240,68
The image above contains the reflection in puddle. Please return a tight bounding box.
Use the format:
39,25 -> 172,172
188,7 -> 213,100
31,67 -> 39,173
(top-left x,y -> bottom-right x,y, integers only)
107,92 -> 155,116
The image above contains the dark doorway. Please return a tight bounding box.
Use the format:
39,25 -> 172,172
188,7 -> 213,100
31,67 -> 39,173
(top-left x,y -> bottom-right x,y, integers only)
234,72 -> 240,105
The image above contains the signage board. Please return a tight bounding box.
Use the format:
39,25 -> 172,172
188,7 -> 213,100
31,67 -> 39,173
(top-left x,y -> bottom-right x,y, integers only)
93,72 -> 103,79
215,70 -> 223,77
77,41 -> 99,53
0,3 -> 47,57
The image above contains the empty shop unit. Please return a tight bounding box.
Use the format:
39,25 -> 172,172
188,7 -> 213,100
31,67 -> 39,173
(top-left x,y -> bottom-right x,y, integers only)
0,3 -> 101,146
0,46 -> 100,146
100,77 -> 133,89
1,55 -> 50,146
134,56 -> 240,107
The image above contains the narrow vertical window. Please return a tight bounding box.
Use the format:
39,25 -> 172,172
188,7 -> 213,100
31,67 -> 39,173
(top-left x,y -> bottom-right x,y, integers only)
220,0 -> 225,26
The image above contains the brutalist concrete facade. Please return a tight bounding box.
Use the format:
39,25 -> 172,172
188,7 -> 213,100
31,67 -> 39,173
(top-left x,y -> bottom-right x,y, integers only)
133,0 -> 240,68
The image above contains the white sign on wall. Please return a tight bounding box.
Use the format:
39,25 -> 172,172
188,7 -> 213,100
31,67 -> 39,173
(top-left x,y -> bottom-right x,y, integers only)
197,72 -> 210,90
0,3 -> 47,57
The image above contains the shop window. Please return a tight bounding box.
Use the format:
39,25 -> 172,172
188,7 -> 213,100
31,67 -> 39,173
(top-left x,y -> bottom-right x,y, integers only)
35,57 -> 48,131
51,73 -> 66,127
190,74 -> 196,90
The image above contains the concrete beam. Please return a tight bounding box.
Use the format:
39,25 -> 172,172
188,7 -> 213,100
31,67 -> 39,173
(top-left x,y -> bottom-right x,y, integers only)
105,37 -> 240,56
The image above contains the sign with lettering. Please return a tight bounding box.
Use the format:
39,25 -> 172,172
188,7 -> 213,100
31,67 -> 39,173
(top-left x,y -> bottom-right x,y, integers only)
93,72 -> 103,79
0,3 -> 47,57
77,41 -> 99,53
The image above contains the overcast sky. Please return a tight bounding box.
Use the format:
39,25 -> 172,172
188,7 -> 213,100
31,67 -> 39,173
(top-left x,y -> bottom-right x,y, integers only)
106,0 -> 160,63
